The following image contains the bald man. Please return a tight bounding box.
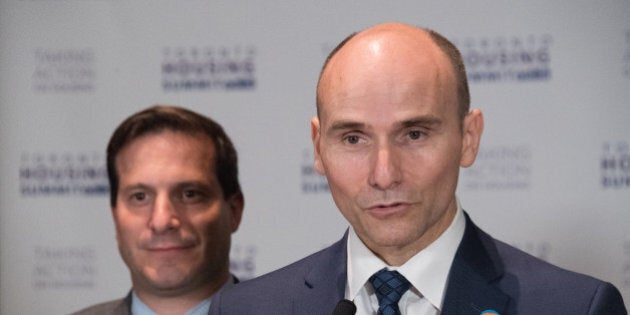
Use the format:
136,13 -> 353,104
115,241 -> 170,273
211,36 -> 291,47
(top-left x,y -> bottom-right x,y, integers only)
209,23 -> 626,315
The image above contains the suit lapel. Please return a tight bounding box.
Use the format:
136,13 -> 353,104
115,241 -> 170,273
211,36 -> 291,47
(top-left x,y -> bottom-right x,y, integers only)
289,218 -> 511,314
295,231 -> 348,313
441,213 -> 511,315
119,291 -> 132,315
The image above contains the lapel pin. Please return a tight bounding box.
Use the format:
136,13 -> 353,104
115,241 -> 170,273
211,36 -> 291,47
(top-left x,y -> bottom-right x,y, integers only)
481,310 -> 499,315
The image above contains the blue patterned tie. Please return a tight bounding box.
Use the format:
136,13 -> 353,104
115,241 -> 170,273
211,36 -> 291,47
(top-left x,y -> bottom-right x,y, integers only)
369,268 -> 411,315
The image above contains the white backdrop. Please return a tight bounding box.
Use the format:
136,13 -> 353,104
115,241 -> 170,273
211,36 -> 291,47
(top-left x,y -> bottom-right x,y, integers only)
1,1 -> 629,314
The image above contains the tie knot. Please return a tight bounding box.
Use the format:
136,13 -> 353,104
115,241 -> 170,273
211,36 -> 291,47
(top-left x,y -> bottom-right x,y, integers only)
369,269 -> 410,315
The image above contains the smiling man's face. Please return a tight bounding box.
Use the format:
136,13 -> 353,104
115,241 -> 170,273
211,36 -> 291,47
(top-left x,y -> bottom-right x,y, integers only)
113,130 -> 242,297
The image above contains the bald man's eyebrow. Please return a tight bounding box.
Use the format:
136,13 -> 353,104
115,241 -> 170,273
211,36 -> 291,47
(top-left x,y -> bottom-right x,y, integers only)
328,120 -> 366,133
399,116 -> 443,129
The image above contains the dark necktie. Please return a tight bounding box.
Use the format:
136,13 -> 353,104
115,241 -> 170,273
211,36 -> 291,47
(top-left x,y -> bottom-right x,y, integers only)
369,268 -> 411,315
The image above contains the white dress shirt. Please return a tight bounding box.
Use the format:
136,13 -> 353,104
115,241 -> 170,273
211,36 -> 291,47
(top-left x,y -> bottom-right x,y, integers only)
345,200 -> 466,315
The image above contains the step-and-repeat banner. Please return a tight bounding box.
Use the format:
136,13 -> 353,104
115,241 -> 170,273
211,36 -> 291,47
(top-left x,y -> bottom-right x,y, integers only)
1,1 -> 629,313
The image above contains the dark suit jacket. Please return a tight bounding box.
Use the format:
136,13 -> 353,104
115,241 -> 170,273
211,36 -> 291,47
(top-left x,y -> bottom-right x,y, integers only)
210,214 -> 627,314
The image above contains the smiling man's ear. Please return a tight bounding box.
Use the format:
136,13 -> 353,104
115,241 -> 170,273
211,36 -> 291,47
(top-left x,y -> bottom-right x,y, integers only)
228,192 -> 244,232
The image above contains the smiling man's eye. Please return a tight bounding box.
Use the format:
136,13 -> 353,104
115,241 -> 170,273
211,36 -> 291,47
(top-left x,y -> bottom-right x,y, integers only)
183,190 -> 198,198
179,188 -> 209,204
125,190 -> 152,207
132,192 -> 146,201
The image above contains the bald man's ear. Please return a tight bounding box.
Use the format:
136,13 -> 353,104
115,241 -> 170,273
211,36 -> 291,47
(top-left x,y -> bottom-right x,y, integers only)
460,109 -> 484,168
311,117 -> 325,175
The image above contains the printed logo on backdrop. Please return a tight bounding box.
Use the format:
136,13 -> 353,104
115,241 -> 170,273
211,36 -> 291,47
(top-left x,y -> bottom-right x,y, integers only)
161,46 -> 256,92
301,148 -> 329,194
461,145 -> 532,190
32,48 -> 95,92
601,141 -> 630,188
33,246 -> 96,289
230,244 -> 257,281
19,152 -> 108,197
454,35 -> 552,83
624,30 -> 630,79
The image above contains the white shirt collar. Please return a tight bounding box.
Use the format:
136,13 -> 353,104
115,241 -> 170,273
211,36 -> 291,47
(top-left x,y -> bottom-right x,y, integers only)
345,199 -> 466,311
132,293 -> 213,315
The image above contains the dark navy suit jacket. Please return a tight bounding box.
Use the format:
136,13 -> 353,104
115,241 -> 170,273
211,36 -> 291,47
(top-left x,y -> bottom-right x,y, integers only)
210,214 -> 627,314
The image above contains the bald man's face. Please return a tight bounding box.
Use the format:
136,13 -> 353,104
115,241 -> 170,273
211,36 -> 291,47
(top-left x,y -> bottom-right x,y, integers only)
312,24 -> 482,264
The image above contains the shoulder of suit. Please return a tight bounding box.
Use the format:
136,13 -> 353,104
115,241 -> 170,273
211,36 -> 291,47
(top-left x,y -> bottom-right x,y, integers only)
223,236 -> 345,293
492,237 -> 607,288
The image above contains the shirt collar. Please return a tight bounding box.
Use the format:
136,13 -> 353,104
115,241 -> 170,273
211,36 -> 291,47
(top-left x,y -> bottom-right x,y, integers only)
346,198 -> 465,310
131,293 -> 212,315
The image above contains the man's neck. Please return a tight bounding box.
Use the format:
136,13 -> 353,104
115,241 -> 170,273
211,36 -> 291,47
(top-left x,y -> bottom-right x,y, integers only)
134,274 -> 230,315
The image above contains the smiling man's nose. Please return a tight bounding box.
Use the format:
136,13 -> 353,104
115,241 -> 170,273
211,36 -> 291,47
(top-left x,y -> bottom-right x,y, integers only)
149,195 -> 181,233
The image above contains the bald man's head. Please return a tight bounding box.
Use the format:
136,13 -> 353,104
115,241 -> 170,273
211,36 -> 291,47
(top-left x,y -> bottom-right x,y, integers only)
316,23 -> 470,122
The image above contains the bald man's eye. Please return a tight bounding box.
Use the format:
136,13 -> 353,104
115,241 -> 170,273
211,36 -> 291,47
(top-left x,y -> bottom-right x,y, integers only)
346,135 -> 360,144
409,130 -> 422,140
